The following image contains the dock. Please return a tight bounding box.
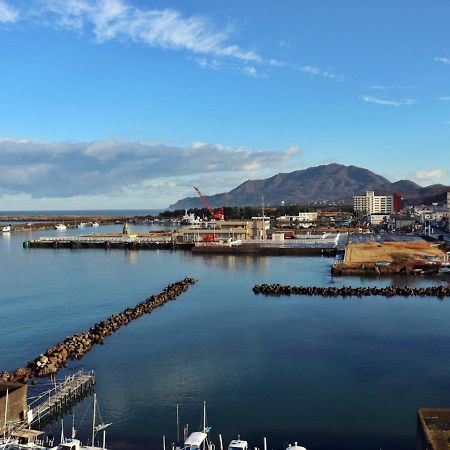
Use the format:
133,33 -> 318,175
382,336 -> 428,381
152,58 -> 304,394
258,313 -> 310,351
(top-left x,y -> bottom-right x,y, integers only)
23,236 -> 191,250
23,235 -> 339,256
12,370 -> 95,432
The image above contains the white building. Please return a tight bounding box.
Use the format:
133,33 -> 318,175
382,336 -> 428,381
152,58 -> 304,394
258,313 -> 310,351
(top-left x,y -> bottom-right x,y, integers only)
276,212 -> 318,228
353,191 -> 394,215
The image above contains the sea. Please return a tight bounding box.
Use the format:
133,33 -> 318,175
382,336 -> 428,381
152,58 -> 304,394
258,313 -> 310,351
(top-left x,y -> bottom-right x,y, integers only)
1,213 -> 450,450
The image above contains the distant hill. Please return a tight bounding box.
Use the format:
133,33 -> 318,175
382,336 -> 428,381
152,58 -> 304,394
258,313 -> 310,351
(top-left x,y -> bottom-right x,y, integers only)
169,163 -> 449,209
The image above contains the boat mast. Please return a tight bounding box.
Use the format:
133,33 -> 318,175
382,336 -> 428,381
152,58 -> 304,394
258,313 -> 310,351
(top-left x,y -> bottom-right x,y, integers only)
92,393 -> 97,447
176,404 -> 180,444
3,389 -> 8,439
203,401 -> 207,450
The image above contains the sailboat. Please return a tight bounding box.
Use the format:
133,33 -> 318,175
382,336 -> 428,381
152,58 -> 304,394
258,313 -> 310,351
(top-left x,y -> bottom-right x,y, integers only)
0,394 -> 111,450
56,394 -> 111,450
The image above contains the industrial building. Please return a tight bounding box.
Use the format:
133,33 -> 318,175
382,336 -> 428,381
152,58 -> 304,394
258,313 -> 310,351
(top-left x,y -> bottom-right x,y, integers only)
276,212 -> 318,228
176,218 -> 270,242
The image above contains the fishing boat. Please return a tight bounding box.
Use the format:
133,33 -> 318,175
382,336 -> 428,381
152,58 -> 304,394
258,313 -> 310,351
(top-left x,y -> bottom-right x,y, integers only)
91,222 -> 100,228
440,252 -> 450,274
168,403 -> 307,450
2,225 -> 11,233
77,223 -> 87,228
55,224 -> 67,231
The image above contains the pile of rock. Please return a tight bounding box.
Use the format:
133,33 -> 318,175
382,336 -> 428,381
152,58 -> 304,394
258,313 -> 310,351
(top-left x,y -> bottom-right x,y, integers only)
252,283 -> 450,298
1,277 -> 196,384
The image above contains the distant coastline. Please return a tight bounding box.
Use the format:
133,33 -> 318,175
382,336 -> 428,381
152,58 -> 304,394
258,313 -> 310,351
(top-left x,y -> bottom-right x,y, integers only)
0,209 -> 162,217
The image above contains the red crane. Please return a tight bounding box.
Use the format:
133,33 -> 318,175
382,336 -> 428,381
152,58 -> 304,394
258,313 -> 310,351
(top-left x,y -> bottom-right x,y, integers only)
193,186 -> 224,220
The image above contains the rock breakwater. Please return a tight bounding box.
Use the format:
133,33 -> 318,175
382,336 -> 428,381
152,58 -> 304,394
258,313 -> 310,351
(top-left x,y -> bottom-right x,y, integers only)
1,277 -> 196,384
253,283 -> 450,298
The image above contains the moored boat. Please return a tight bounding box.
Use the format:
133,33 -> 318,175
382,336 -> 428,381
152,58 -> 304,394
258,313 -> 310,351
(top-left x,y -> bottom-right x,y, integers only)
2,225 -> 11,233
55,224 -> 67,231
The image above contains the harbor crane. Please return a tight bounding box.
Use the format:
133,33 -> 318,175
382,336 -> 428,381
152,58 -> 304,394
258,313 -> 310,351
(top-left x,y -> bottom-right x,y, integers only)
193,186 -> 224,220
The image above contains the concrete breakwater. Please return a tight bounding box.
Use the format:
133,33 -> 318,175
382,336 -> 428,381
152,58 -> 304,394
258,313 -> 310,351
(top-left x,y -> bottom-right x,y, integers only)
252,283 -> 450,298
0,277 -> 197,384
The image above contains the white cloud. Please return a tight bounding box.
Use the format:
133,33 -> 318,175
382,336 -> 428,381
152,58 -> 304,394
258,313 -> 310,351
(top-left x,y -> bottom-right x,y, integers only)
414,169 -> 446,180
242,65 -> 260,77
0,137 -> 303,207
0,0 -> 345,81
0,0 -> 18,23
438,96 -> 450,101
35,0 -> 262,64
435,57 -> 450,65
299,65 -> 343,81
360,95 -> 417,106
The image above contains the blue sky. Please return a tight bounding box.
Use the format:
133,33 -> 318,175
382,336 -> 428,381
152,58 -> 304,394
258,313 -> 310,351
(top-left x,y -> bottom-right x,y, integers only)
0,0 -> 449,209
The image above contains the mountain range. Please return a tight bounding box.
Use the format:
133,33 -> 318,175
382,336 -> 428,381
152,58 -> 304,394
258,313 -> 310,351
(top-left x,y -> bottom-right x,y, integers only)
169,163 -> 449,209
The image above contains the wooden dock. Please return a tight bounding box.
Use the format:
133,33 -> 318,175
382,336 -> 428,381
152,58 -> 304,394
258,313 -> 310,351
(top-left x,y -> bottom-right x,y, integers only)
10,370 -> 95,433
29,370 -> 95,425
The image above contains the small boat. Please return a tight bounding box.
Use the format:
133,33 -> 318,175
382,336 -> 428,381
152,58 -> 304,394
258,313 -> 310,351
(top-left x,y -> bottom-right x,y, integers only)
55,224 -> 67,231
2,225 -> 11,233
55,394 -> 111,450
228,438 -> 248,450
77,222 -> 87,228
440,252 -> 450,274
91,222 -> 100,227
0,429 -> 54,449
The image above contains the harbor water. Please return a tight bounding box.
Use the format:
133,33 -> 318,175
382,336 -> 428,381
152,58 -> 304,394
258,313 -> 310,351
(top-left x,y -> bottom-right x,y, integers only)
1,224 -> 450,450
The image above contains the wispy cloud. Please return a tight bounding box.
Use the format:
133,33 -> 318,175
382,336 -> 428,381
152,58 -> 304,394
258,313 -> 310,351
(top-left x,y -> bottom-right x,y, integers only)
435,57 -> 450,65
0,0 -> 18,23
299,65 -> 344,81
0,138 -> 303,206
438,96 -> 450,101
360,95 -> 417,106
0,0 -> 344,82
35,0 -> 261,63
414,169 -> 446,180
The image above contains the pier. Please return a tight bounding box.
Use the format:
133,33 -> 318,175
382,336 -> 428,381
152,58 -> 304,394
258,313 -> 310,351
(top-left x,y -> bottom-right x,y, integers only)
6,370 -> 95,433
28,370 -> 95,426
23,236 -> 338,256
23,236 -> 192,250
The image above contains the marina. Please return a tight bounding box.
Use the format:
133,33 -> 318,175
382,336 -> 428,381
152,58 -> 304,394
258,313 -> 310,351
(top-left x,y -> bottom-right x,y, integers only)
3,224 -> 450,450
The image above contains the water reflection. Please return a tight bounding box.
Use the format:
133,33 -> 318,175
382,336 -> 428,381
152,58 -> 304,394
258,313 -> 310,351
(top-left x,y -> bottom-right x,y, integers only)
196,254 -> 270,272
125,250 -> 139,265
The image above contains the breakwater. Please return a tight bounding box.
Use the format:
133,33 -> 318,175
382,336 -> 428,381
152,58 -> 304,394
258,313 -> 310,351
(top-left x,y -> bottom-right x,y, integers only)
252,283 -> 450,298
0,277 -> 196,384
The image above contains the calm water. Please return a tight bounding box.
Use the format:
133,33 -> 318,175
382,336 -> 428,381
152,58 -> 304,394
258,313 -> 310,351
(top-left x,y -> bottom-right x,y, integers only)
1,226 -> 450,450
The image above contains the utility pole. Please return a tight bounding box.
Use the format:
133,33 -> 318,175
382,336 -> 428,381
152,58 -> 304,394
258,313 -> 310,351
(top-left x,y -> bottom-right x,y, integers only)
261,193 -> 266,240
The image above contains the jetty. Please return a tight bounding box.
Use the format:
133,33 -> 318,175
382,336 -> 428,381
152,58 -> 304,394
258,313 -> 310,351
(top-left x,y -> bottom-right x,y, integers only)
252,283 -> 450,298
1,278 -> 197,384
